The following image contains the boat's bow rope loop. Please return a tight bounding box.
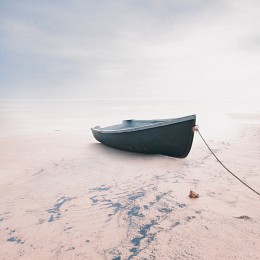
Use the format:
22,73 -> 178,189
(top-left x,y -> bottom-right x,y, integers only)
193,125 -> 260,196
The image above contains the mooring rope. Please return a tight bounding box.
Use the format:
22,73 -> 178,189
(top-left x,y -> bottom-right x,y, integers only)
193,126 -> 260,196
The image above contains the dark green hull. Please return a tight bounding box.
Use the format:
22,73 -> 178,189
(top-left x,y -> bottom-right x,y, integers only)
91,115 -> 196,158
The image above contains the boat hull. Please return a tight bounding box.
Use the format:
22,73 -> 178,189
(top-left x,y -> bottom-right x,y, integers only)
91,115 -> 196,158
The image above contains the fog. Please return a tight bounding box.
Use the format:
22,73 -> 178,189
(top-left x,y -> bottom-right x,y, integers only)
1,0 -> 260,100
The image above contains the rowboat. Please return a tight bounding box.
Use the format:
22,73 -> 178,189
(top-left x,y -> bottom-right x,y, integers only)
91,115 -> 196,158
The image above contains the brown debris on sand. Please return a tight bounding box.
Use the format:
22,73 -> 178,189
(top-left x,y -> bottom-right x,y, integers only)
189,190 -> 199,198
234,215 -> 250,220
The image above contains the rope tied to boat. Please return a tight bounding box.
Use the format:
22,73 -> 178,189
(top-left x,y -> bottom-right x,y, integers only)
193,125 -> 260,196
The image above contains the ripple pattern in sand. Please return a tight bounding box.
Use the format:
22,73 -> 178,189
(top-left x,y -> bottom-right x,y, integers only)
83,174 -> 200,260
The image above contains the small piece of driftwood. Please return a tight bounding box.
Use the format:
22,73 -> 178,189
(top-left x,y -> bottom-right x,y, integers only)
234,215 -> 250,220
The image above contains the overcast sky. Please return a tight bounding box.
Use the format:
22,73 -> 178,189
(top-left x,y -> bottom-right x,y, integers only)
1,0 -> 260,100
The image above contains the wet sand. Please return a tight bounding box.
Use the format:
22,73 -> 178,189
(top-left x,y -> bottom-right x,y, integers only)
0,100 -> 260,259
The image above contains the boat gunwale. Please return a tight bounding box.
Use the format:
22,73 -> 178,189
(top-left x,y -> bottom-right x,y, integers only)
92,114 -> 196,134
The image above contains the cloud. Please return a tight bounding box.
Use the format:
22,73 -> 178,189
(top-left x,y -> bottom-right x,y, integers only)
0,0 -> 260,100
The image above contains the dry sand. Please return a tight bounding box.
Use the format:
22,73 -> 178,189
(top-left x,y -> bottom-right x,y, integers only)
0,100 -> 259,259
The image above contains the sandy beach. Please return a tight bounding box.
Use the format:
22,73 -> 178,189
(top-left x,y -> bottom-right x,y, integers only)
0,100 -> 259,260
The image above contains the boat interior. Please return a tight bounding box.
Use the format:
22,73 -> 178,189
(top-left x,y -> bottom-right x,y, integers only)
95,119 -> 168,131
